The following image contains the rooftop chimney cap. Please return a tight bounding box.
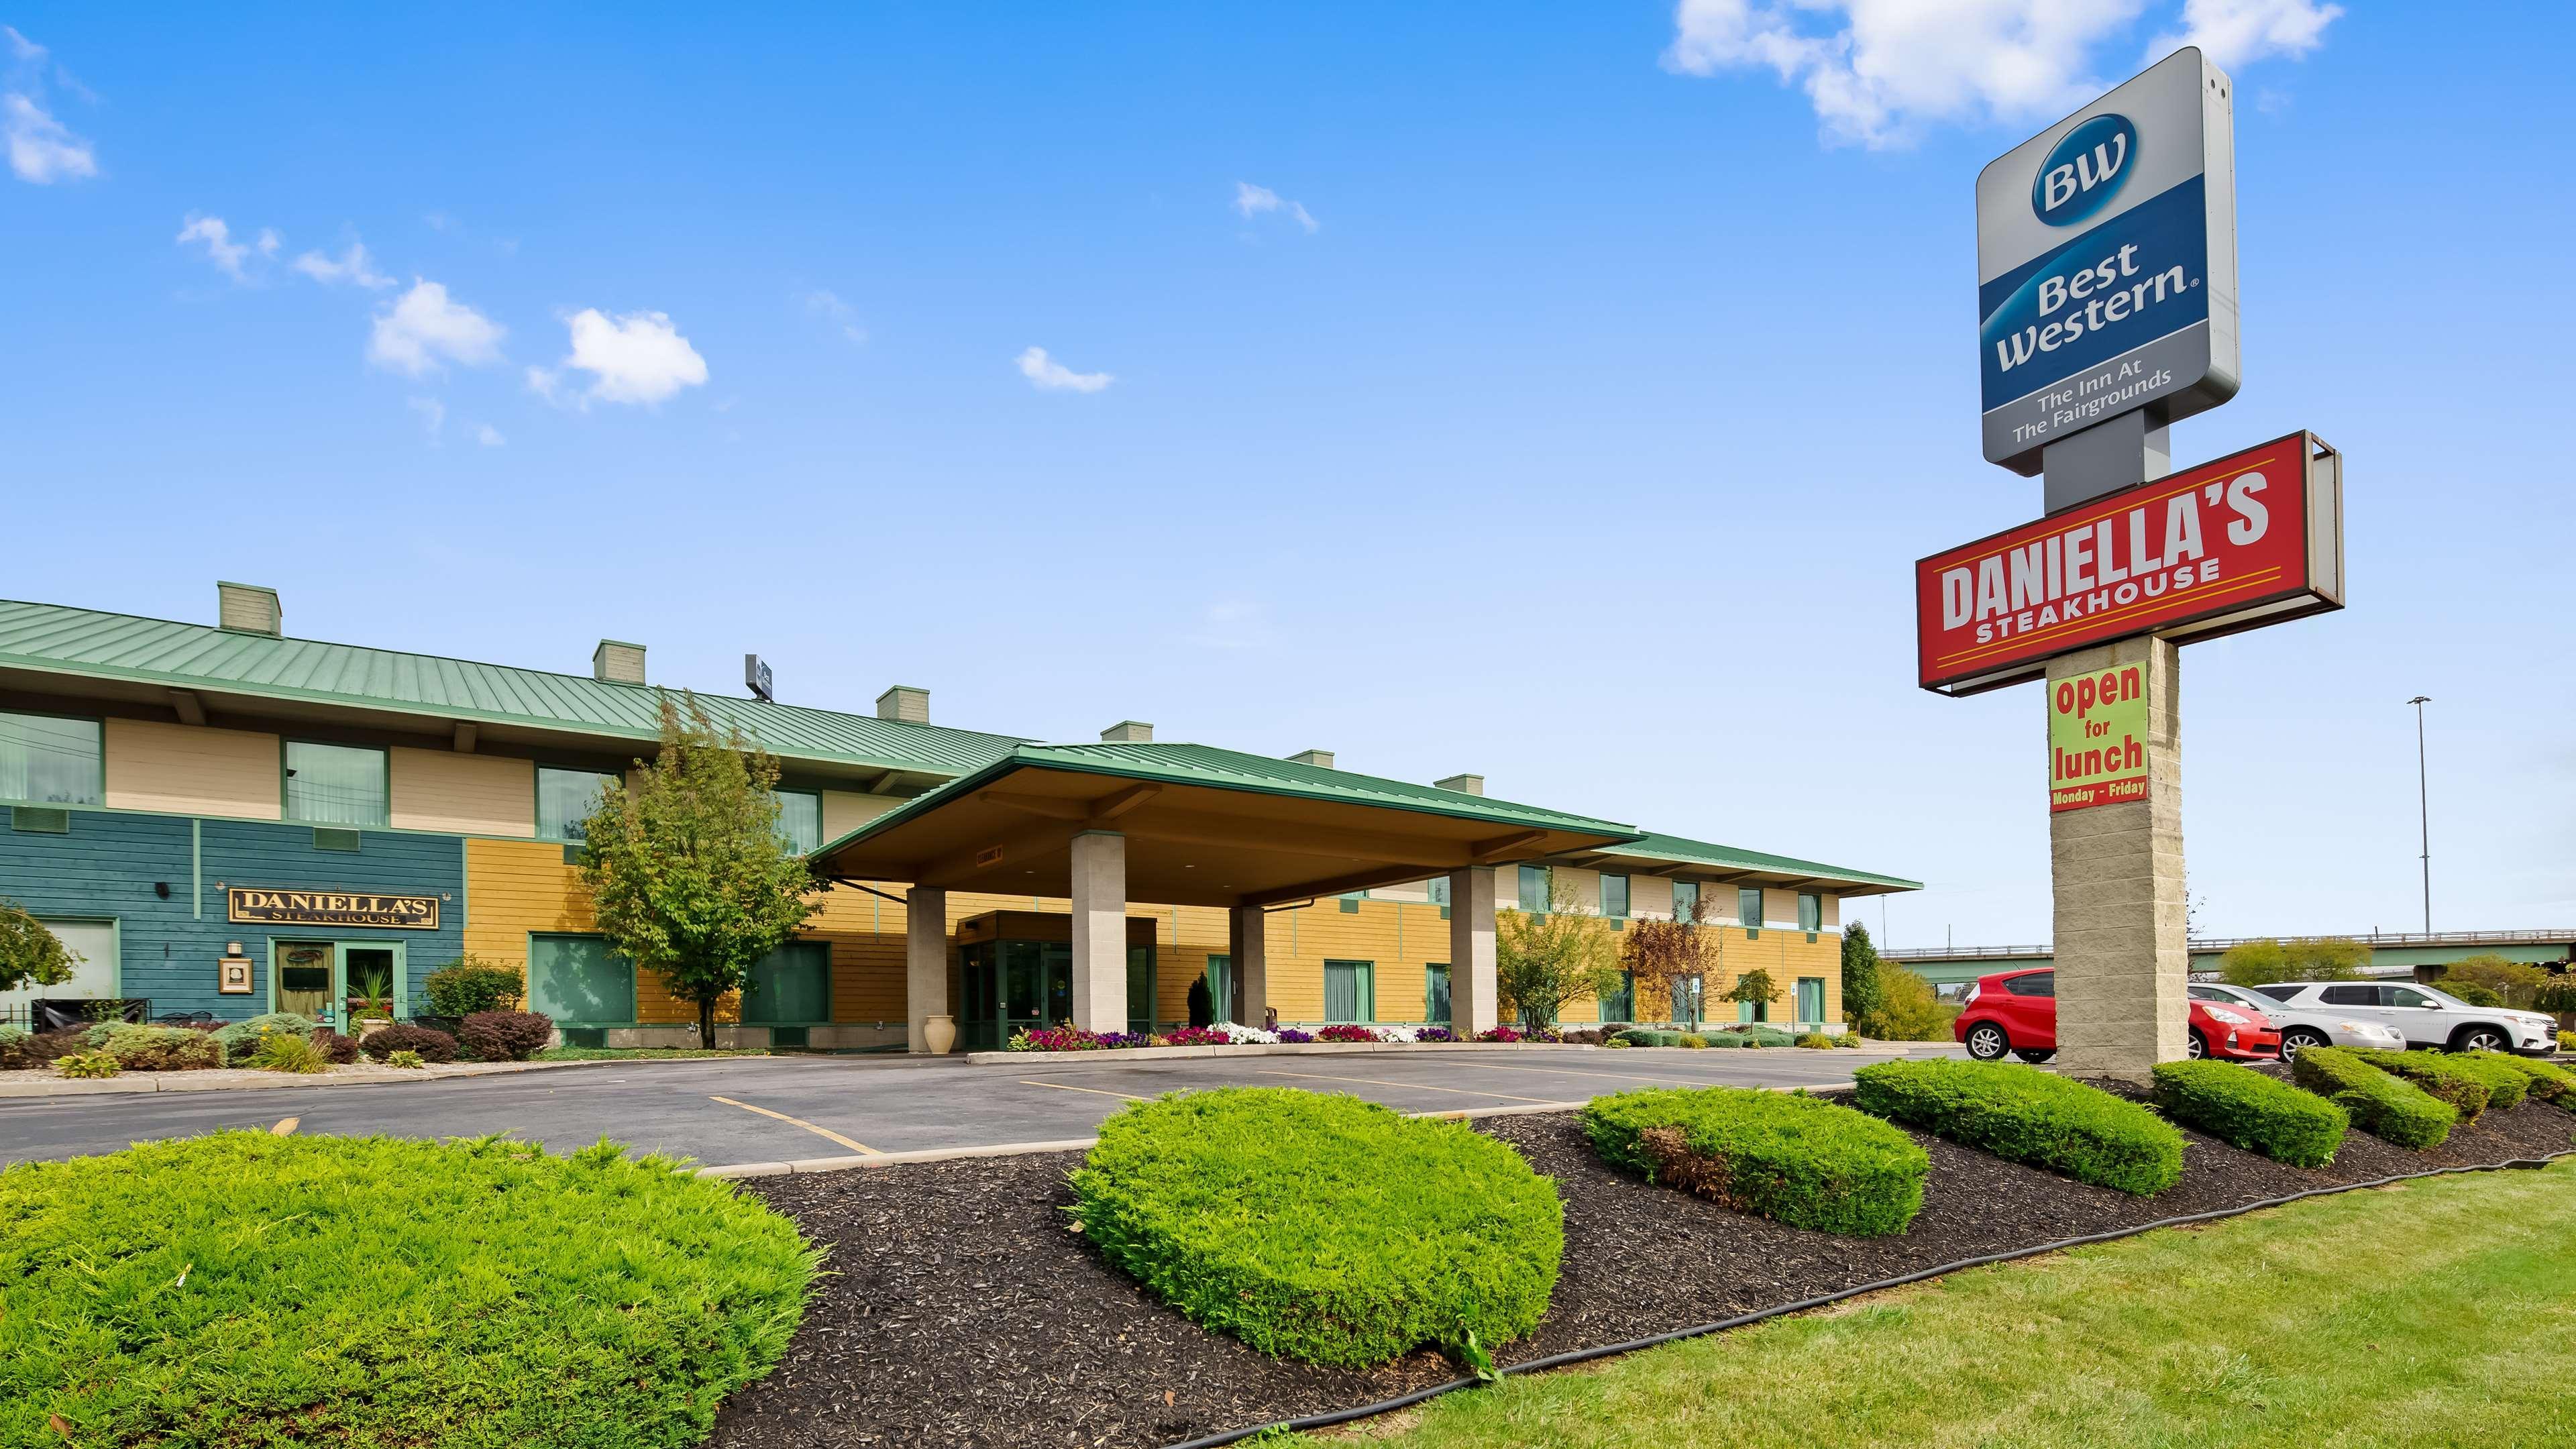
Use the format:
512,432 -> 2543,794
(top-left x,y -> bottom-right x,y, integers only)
1287,748 -> 1335,769
1099,720 -> 1154,743
592,639 -> 647,686
1435,772 -> 1485,796
216,582 -> 281,638
876,686 -> 930,724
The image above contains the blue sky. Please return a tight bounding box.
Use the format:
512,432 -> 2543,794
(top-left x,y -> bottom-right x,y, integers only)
3,3 -> 2569,947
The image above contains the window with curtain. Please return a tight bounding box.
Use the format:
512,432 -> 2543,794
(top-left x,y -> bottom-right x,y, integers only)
1517,864 -> 1552,914
537,766 -> 619,841
1600,873 -> 1629,919
742,941 -> 830,1024
1796,976 -> 1827,1025
1738,886 -> 1766,934
1424,963 -> 1451,1024
773,789 -> 822,853
284,741 -> 387,825
0,712 -> 101,805
1671,880 -> 1701,924
1799,892 -> 1823,932
1324,960 -> 1375,1022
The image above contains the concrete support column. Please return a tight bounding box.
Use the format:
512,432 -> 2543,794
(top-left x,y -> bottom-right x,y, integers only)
1069,830 -> 1128,1032
1448,865 -> 1499,1036
1227,904 -> 1269,1028
2050,636 -> 2187,1081
904,885 -> 949,1054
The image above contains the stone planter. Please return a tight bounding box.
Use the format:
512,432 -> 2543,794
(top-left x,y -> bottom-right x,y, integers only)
355,1019 -> 395,1038
923,1014 -> 957,1055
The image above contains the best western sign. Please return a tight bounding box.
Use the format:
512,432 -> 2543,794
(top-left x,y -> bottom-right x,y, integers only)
1916,432 -> 2343,696
1977,46 -> 2239,473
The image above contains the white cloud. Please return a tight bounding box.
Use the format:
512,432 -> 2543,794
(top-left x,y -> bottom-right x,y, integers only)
5,26 -> 44,62
176,214 -> 255,279
533,309 -> 710,407
368,279 -> 506,376
5,91 -> 95,182
802,288 -> 867,344
1234,181 -> 1318,233
408,396 -> 445,439
2147,0 -> 2340,68
1016,345 -> 1114,394
473,422 -> 505,447
293,239 -> 394,289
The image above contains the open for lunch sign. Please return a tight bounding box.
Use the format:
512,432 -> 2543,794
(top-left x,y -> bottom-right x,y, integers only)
1917,431 -> 2343,696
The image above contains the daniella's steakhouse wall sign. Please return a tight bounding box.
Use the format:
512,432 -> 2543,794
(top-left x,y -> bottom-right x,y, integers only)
225,888 -> 442,930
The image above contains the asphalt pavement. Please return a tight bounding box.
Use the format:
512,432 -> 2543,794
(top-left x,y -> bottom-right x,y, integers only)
0,1044 -> 1964,1170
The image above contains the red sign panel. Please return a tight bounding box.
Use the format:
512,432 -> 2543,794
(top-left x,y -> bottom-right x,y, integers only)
1917,431 -> 2343,696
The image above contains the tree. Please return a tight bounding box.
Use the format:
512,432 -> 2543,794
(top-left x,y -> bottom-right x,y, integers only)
1618,889 -> 1717,1026
579,695 -> 820,1048
1496,875 -> 1621,1029
2433,954 -> 2550,1008
2532,975 -> 2576,1030
1870,965 -> 1957,1041
2216,937 -> 2371,989
1,897 -> 78,996
1723,967 -> 1780,1021
1840,920 -> 1886,1033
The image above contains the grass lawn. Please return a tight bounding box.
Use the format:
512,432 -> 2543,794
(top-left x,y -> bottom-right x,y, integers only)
1324,1160 -> 2576,1448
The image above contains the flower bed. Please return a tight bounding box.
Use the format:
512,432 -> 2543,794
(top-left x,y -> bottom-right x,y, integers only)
1002,1022 -> 1470,1051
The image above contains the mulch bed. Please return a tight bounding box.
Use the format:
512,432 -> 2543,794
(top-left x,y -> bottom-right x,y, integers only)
710,1092 -> 2576,1449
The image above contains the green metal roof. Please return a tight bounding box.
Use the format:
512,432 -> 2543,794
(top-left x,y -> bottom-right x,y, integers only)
814,740 -> 1641,859
1590,830 -> 1921,892
0,599 -> 1028,777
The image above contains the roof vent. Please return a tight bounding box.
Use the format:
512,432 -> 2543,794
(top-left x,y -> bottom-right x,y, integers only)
217,582 -> 281,637
1435,772 -> 1485,796
1100,720 -> 1154,743
1287,748 -> 1335,769
876,686 -> 930,724
592,639 -> 648,686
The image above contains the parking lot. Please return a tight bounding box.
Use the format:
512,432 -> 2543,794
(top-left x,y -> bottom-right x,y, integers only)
0,1044 -> 1964,1169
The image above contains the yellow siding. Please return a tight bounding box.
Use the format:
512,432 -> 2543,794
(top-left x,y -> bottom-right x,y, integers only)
103,718 -> 280,818
391,748 -> 534,837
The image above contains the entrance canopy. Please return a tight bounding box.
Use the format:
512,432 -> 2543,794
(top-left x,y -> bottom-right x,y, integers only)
809,741 -> 1639,908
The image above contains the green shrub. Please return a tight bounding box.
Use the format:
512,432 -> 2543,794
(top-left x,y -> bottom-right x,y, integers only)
101,1025 -> 221,1073
2359,1050 -> 2505,1119
1852,1059 -> 2184,1196
1582,1087 -> 1927,1236
2561,1030 -> 2576,1053
1833,1034 -> 1862,1049
0,1022 -> 24,1062
1794,1032 -> 1835,1050
423,954 -> 526,1017
1725,1025 -> 1799,1049
2292,1046 -> 2456,1149
1678,1033 -> 1709,1049
213,1012 -> 317,1066
2149,1060 -> 2347,1167
388,1049 -> 426,1069
361,1023 -> 460,1064
3,1028 -> 89,1071
2471,1052 -> 2576,1107
56,1051 -> 119,1079
1604,1035 -> 1632,1049
253,1032 -> 329,1074
1069,1087 -> 1562,1367
1699,1031 -> 1745,1048
0,1132 -> 814,1446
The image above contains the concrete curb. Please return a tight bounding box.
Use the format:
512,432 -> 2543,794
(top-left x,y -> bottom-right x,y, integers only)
961,1040 -> 1919,1067
0,1052 -> 790,1100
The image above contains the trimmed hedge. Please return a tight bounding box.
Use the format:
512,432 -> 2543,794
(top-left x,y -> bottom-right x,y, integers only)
1582,1087 -> 1927,1235
1069,1087 -> 1562,1367
2473,1051 -> 2576,1107
460,1010 -> 555,1062
213,1013 -> 317,1066
100,1026 -> 221,1073
2371,1050 -> 2528,1113
2292,1046 -> 2456,1149
2358,1050 -> 2502,1120
360,1023 -> 460,1064
2149,1059 -> 2347,1167
1852,1059 -> 2184,1196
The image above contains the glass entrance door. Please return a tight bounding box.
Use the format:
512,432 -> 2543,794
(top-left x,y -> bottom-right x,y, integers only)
273,940 -> 335,1019
343,946 -> 398,1023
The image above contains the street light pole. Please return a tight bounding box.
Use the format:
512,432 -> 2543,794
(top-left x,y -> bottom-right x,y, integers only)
2407,696 -> 2432,934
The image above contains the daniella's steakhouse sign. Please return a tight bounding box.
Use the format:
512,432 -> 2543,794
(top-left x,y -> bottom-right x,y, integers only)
1917,431 -> 2343,695
227,888 -> 441,930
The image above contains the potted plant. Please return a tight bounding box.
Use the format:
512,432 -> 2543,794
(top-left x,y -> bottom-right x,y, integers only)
346,961 -> 397,1034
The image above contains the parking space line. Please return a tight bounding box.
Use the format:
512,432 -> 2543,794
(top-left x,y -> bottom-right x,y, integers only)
709,1095 -> 879,1155
1017,1078 -> 1151,1102
1253,1069 -> 1562,1104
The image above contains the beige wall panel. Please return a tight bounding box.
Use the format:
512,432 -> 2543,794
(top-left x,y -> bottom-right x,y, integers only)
103,718 -> 281,819
821,790 -> 902,843
1632,875 -> 1674,920
391,748 -> 533,837
1823,894 -> 1843,930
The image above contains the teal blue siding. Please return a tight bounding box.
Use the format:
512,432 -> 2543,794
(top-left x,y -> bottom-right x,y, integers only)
0,808 -> 466,1020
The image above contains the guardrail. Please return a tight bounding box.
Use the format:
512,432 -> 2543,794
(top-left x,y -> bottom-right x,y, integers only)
1886,928 -> 2576,962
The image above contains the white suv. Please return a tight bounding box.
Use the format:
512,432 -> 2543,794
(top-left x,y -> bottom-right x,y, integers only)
2189,982 -> 2402,1058
2249,981 -> 2556,1056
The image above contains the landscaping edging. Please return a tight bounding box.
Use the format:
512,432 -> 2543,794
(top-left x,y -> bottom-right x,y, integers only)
0,1053 -> 787,1099
963,1040 -> 1920,1066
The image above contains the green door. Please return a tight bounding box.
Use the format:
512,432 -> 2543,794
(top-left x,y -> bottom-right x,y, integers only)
1126,943 -> 1157,1036
1424,964 -> 1451,1024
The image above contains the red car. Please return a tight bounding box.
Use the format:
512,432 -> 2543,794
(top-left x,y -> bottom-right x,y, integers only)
1953,967 -> 2280,1063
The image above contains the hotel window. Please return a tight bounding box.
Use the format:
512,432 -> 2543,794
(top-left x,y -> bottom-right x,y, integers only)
1799,892 -> 1823,935
741,941 -> 830,1025
1324,960 -> 1376,1023
284,741 -> 387,826
1671,880 -> 1701,924
537,767 -> 620,841
773,788 -> 822,853
1601,969 -> 1635,1024
1424,963 -> 1452,1024
1518,864 -> 1552,914
1426,875 -> 1452,919
1738,886 -> 1765,937
1600,873 -> 1629,920
0,712 -> 101,806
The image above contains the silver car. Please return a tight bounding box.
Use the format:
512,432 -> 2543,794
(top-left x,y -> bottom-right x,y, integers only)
2189,982 -> 2403,1058
2247,980 -> 2557,1056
